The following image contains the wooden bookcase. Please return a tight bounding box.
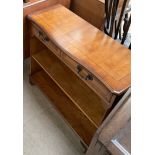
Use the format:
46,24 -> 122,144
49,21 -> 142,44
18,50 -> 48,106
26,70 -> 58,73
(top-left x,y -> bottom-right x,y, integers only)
30,36 -> 107,145
28,5 -> 130,146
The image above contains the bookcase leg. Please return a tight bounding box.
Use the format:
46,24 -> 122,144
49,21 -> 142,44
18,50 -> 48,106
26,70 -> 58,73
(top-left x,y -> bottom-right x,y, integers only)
80,141 -> 87,153
29,75 -> 35,86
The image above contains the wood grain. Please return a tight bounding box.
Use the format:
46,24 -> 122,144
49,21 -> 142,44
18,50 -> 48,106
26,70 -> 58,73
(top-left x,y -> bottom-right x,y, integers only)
29,5 -> 131,147
28,5 -> 131,95
31,24 -> 115,106
23,0 -> 71,58
70,0 -> 105,29
61,52 -> 116,106
31,70 -> 97,145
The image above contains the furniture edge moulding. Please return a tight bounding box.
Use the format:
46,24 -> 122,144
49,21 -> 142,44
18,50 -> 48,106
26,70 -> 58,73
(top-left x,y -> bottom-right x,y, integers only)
28,13 -> 130,96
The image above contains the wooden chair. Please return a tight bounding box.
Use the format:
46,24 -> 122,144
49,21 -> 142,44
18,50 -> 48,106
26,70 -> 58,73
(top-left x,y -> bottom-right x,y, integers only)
103,0 -> 131,49
86,88 -> 131,155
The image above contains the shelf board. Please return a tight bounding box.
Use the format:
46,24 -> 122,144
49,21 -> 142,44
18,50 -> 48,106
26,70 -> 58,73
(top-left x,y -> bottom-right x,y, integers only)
31,70 -> 97,145
32,49 -> 107,127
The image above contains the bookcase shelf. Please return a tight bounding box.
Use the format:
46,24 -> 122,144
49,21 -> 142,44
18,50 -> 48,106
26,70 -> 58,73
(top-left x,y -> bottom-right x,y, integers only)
32,49 -> 107,128
28,5 -> 130,145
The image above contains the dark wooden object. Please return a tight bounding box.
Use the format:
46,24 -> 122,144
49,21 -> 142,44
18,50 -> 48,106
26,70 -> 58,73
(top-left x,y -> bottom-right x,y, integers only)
104,0 -> 131,48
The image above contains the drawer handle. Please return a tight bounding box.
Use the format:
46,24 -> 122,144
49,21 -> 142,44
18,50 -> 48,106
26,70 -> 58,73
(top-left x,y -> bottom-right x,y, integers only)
38,31 -> 43,37
43,36 -> 49,42
85,74 -> 93,81
77,65 -> 93,81
38,31 -> 49,42
77,64 -> 82,73
77,65 -> 85,79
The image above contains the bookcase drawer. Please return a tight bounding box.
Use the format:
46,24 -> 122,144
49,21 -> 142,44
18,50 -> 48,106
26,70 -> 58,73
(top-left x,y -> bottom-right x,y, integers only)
32,24 -> 61,57
61,52 -> 114,105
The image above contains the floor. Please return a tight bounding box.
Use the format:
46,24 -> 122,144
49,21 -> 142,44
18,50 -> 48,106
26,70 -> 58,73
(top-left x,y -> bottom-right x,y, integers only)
23,59 -> 85,155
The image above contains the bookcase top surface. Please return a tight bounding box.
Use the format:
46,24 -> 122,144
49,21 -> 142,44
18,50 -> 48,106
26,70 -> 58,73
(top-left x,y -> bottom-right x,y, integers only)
28,4 -> 131,94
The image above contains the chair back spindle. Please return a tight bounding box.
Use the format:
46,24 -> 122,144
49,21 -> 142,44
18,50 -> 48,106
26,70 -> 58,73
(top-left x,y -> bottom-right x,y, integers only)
104,0 -> 131,48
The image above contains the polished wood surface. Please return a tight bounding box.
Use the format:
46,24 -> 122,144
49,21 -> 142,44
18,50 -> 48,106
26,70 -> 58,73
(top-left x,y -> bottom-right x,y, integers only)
61,52 -> 116,106
23,0 -> 70,58
24,0 -> 39,3
32,49 -> 107,127
70,0 -> 105,29
31,23 -> 116,107
28,5 -> 131,95
29,5 -> 131,146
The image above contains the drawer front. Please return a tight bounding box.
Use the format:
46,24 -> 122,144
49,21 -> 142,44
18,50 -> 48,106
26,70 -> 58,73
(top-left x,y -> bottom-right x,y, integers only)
32,24 -> 60,57
62,53 -> 114,105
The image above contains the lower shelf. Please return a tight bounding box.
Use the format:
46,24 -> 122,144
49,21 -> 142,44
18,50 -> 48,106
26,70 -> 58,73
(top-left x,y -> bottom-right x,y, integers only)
31,70 -> 97,145
32,49 -> 107,127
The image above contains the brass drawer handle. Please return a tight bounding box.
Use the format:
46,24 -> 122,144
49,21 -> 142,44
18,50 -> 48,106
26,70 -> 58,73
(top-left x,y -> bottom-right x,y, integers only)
85,74 -> 93,81
77,65 -> 93,81
38,31 -> 49,42
77,64 -> 82,73
43,36 -> 49,42
38,31 -> 43,37
77,65 -> 85,79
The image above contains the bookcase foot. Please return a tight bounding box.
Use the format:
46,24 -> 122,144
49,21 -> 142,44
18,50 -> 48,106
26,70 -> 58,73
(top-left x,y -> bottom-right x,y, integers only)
80,141 -> 87,153
29,75 -> 35,86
